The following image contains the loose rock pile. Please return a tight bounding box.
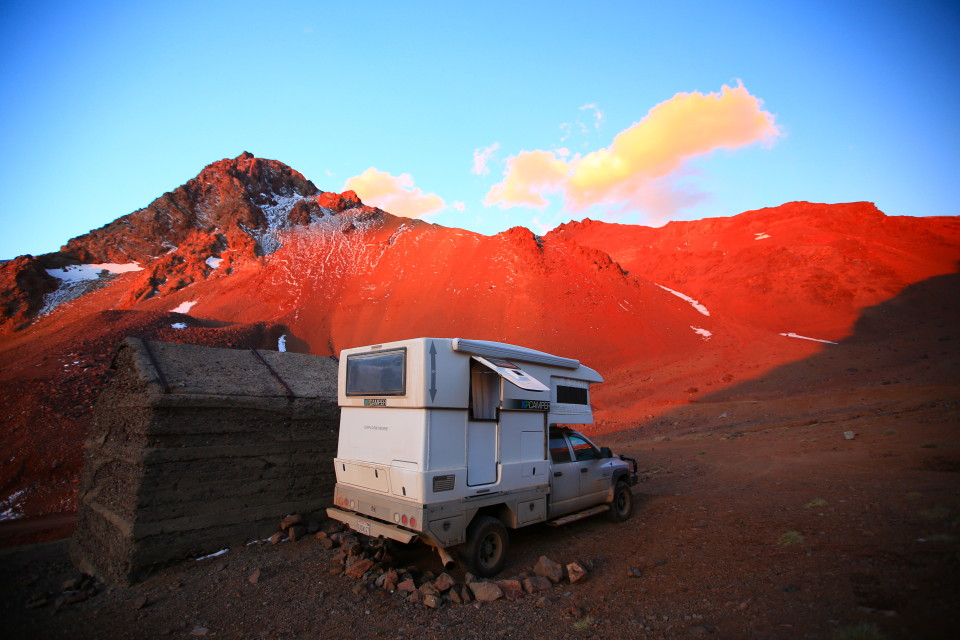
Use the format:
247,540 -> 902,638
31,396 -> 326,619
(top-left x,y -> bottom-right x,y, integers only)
265,514 -> 594,610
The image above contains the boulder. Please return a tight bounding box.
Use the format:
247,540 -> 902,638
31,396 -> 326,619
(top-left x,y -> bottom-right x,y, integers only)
497,579 -> 523,600
344,557 -> 374,579
467,581 -> 503,602
433,572 -> 456,593
566,561 -> 588,583
523,576 -> 553,594
534,555 -> 564,583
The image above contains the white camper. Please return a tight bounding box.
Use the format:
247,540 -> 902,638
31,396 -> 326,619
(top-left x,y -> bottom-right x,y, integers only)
326,338 -> 637,576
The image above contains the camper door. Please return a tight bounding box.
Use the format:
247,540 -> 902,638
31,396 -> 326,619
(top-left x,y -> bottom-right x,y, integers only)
466,357 -> 550,487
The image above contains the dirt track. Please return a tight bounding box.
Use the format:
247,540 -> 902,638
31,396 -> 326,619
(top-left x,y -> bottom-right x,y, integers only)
2,383 -> 957,640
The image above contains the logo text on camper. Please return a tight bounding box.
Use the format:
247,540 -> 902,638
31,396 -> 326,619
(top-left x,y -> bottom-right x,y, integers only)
364,399 -> 387,407
506,399 -> 551,411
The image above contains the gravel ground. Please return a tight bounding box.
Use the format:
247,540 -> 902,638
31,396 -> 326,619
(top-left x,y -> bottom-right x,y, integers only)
2,384 -> 958,640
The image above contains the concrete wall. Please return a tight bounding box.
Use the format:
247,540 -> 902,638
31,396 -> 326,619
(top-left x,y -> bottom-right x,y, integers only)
70,340 -> 340,585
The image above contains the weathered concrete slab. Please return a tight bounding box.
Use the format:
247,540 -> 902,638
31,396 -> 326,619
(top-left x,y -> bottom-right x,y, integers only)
70,338 -> 340,585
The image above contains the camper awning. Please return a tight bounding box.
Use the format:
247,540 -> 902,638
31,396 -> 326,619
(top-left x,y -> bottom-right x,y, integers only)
453,338 -> 579,369
472,356 -> 550,392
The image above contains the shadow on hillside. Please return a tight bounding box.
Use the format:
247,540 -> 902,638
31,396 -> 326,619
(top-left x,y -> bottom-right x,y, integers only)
613,271 -> 960,438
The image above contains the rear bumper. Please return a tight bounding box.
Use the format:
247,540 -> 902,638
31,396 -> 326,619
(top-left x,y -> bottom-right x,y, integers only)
326,507 -> 419,544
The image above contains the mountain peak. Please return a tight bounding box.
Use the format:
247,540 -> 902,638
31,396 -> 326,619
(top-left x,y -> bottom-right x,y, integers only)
0,155 -> 388,332
57,154 -> 335,266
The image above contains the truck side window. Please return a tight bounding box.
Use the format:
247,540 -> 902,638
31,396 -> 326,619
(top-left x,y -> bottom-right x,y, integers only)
568,434 -> 599,461
549,435 -> 573,463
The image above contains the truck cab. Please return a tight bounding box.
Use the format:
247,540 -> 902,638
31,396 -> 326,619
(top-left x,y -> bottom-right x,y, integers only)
326,338 -> 638,576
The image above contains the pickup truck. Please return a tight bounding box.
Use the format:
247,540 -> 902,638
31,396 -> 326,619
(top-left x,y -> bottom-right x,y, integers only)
326,338 -> 638,576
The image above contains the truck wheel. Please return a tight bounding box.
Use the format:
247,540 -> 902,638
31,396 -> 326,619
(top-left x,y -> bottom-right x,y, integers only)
607,480 -> 634,522
463,516 -> 509,577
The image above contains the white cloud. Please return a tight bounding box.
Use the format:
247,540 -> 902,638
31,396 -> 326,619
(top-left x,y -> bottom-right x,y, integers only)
579,103 -> 604,130
343,168 -> 445,219
485,83 -> 781,220
472,142 -> 501,176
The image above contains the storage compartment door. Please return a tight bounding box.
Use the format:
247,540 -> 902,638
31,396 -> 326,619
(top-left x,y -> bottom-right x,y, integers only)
466,421 -> 497,486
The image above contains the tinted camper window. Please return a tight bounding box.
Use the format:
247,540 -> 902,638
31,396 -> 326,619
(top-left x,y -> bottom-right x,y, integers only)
557,385 -> 589,405
346,349 -> 406,396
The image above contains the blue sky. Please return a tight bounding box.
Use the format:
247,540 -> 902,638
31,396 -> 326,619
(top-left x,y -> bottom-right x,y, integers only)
1,0 -> 957,260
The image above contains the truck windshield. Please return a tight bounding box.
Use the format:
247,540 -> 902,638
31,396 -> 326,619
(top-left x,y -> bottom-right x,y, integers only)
345,349 -> 406,396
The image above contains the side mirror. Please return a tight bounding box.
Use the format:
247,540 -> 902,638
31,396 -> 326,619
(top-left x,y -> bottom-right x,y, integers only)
600,446 -> 613,459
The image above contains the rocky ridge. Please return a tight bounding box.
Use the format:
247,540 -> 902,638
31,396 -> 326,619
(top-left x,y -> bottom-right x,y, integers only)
0,152 -> 375,333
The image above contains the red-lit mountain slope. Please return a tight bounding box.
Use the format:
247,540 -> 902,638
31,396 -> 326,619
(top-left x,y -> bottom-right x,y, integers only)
1,153 -> 958,522
549,202 -> 960,338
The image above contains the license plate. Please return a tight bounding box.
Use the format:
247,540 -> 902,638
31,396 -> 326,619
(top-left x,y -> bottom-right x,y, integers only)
355,520 -> 371,536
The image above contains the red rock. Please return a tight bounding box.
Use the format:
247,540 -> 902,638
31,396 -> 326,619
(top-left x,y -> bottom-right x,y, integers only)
467,581 -> 503,603
288,525 -> 307,542
423,594 -> 444,609
280,514 -> 302,530
381,569 -> 399,591
344,557 -> 374,580
496,579 -> 524,600
432,572 -> 456,593
523,576 -> 553,594
534,556 -> 564,583
566,562 -> 588,583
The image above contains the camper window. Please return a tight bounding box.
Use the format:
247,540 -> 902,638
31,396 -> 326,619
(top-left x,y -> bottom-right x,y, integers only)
345,349 -> 406,396
470,363 -> 499,420
557,385 -> 589,405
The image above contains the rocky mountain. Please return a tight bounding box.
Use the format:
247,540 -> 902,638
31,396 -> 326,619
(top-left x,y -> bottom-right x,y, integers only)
0,152 -> 368,332
549,201 -> 960,336
0,152 -> 958,523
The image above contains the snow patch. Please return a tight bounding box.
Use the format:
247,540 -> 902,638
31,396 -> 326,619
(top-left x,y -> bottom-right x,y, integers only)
195,549 -> 229,561
171,300 -> 197,314
205,256 -> 223,270
691,326 -> 712,339
45,262 -> 143,283
40,262 -> 145,316
278,335 -> 287,352
754,232 -> 771,240
656,284 -> 711,316
779,332 -> 838,345
171,322 -> 188,329
247,193 -> 309,255
0,489 -> 27,522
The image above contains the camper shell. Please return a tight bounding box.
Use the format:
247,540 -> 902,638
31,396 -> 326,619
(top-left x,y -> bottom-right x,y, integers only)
326,338 -> 637,575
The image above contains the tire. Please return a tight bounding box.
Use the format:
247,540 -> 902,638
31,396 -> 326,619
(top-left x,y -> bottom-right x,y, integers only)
607,480 -> 634,522
462,515 -> 509,577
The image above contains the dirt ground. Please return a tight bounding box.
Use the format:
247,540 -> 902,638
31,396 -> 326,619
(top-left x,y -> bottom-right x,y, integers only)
1,382 -> 957,640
